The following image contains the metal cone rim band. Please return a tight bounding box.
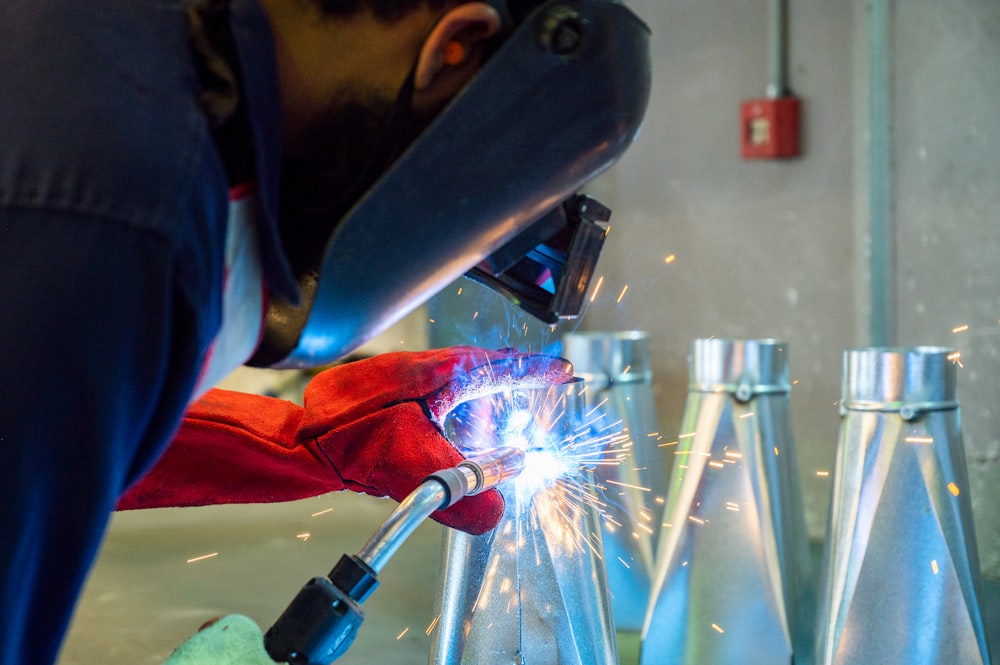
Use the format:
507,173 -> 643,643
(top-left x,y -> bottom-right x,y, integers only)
842,346 -> 958,414
563,330 -> 652,385
689,338 -> 790,395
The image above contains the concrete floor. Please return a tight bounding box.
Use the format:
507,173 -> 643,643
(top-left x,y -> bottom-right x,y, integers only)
58,493 -> 449,665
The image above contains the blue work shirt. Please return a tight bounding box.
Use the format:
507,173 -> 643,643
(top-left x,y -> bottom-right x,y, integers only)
0,0 -> 295,661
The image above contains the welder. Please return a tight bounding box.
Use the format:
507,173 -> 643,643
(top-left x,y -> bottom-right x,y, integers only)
0,0 -> 649,661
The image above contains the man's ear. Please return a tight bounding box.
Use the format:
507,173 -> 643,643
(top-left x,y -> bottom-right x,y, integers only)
413,2 -> 502,109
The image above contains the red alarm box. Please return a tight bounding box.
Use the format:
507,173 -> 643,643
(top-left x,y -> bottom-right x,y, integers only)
741,96 -> 801,159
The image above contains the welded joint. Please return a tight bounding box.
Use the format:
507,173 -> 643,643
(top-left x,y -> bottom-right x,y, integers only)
839,399 -> 959,420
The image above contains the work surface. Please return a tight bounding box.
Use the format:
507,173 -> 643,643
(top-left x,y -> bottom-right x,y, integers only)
56,491 -> 998,664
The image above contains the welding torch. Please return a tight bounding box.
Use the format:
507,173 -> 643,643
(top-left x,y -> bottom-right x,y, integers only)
263,446 -> 526,665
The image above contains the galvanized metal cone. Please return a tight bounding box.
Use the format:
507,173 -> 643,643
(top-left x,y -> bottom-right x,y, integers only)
429,381 -> 619,665
641,339 -> 811,665
814,347 -> 991,665
562,331 -> 670,632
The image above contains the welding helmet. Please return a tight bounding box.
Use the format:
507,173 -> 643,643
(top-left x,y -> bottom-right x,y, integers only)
250,0 -> 651,368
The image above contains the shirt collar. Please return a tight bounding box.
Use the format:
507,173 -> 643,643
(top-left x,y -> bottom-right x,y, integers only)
227,0 -> 299,303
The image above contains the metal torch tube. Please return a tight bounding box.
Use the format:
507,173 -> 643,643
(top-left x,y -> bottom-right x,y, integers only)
356,480 -> 450,574
355,447 -> 526,574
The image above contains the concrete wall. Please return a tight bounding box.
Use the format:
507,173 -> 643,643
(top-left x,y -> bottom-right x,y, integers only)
577,0 -> 856,543
431,0 -> 1000,577
892,0 -> 1000,576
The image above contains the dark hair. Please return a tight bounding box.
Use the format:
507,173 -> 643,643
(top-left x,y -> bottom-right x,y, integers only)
311,0 -> 458,22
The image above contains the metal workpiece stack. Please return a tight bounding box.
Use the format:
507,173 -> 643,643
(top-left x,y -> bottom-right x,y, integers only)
641,338 -> 813,665
814,347 -> 991,665
429,381 -> 619,665
562,331 -> 671,633
425,340 -> 992,665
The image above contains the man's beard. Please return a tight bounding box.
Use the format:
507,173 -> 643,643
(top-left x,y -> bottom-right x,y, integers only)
277,83 -> 430,278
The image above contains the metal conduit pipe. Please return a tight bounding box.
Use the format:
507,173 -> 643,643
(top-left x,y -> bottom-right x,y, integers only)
766,0 -> 790,98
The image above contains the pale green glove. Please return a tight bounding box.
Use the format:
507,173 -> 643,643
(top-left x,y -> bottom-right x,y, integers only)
163,615 -> 281,665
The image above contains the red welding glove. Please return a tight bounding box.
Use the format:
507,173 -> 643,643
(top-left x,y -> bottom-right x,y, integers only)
117,347 -> 573,534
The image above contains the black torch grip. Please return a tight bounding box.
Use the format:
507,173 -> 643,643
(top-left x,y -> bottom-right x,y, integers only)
265,555 -> 378,665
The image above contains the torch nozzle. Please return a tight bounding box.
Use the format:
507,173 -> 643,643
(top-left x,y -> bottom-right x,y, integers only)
354,447 -> 527,574
457,446 -> 527,495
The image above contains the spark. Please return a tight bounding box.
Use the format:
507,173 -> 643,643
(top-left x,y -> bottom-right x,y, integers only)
425,615 -> 441,635
589,275 -> 605,303
636,523 -> 655,535
429,318 -> 435,324
816,470 -> 830,477
604,513 -> 623,528
473,311 -> 479,320
396,627 -> 409,640
688,516 -> 705,525
708,461 -> 724,469
905,436 -> 934,444
598,417 -> 624,433
726,502 -> 740,512
585,397 -> 610,418
296,533 -> 310,542
711,623 -> 725,634
792,379 -> 799,385
773,447 -> 780,456
739,412 -> 755,419
952,324 -> 969,333
457,287 -> 463,295
948,351 -> 963,367
658,440 -> 678,448
647,432 -> 660,438
948,482 -> 961,496
616,284 -> 629,304
664,254 -> 676,264
617,557 -> 632,569
679,432 -> 696,439
311,508 -> 333,517
186,552 -> 218,564
931,560 -> 940,575
725,451 -> 743,460
605,479 -> 651,492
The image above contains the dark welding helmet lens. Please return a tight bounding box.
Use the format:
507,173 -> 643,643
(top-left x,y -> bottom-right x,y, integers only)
468,195 -> 610,324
